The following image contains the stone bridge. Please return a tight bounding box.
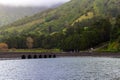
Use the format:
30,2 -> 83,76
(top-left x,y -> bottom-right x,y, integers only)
0,52 -> 120,59
0,52 -> 91,59
0,52 -> 58,59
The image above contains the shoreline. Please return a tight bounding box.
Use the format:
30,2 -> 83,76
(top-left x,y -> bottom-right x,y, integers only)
0,56 -> 119,61
0,52 -> 120,60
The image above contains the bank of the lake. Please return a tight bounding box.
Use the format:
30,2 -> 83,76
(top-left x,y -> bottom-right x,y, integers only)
1,52 -> 120,60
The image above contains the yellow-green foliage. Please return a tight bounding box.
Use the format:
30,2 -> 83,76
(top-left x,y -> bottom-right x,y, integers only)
3,19 -> 44,33
72,12 -> 94,25
0,0 -> 119,35
108,41 -> 120,51
10,48 -> 61,53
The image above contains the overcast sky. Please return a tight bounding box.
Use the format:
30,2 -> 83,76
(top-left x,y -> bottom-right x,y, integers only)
0,0 -> 70,7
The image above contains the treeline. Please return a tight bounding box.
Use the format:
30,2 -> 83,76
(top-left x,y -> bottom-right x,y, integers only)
1,16 -> 120,51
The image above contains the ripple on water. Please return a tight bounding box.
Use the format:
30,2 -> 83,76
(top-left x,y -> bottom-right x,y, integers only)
0,57 -> 120,80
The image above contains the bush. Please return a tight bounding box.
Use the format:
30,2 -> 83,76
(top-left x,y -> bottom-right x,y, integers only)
0,43 -> 8,51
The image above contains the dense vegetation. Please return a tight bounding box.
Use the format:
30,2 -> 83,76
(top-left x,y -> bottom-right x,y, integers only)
0,0 -> 120,52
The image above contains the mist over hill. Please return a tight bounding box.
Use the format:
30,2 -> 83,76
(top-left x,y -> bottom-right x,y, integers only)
0,2 -> 65,26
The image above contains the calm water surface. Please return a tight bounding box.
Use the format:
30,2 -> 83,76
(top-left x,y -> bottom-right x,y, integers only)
0,57 -> 120,80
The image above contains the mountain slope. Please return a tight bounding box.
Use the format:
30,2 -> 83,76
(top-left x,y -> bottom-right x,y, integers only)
0,0 -> 120,50
0,0 -> 120,35
0,2 -> 65,27
0,5 -> 51,26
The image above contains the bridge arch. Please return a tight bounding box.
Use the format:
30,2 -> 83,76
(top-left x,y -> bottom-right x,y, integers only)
33,55 -> 37,58
21,55 -> 26,59
21,54 -> 56,59
49,55 -> 52,58
28,55 -> 32,59
39,55 -> 42,58
44,55 -> 47,58
53,54 -> 56,58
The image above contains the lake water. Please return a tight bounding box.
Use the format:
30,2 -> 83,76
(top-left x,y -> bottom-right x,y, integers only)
0,57 -> 120,80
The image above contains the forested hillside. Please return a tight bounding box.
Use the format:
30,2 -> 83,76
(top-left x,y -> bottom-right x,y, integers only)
1,0 -> 119,33
0,0 -> 120,51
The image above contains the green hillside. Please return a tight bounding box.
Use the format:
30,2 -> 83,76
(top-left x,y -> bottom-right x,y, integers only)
0,0 -> 120,51
0,0 -> 88,33
0,0 -> 120,34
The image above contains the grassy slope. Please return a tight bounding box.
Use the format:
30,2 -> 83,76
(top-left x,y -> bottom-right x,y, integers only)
0,0 -> 95,34
0,0 -> 119,35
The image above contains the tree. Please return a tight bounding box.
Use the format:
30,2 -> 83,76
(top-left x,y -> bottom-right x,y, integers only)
110,15 -> 120,40
60,34 -> 81,51
26,37 -> 34,49
0,43 -> 8,51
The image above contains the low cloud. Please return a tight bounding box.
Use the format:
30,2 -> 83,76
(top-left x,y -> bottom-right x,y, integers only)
0,0 -> 70,7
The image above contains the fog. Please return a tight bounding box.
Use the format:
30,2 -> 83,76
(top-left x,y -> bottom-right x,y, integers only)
0,0 -> 70,7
